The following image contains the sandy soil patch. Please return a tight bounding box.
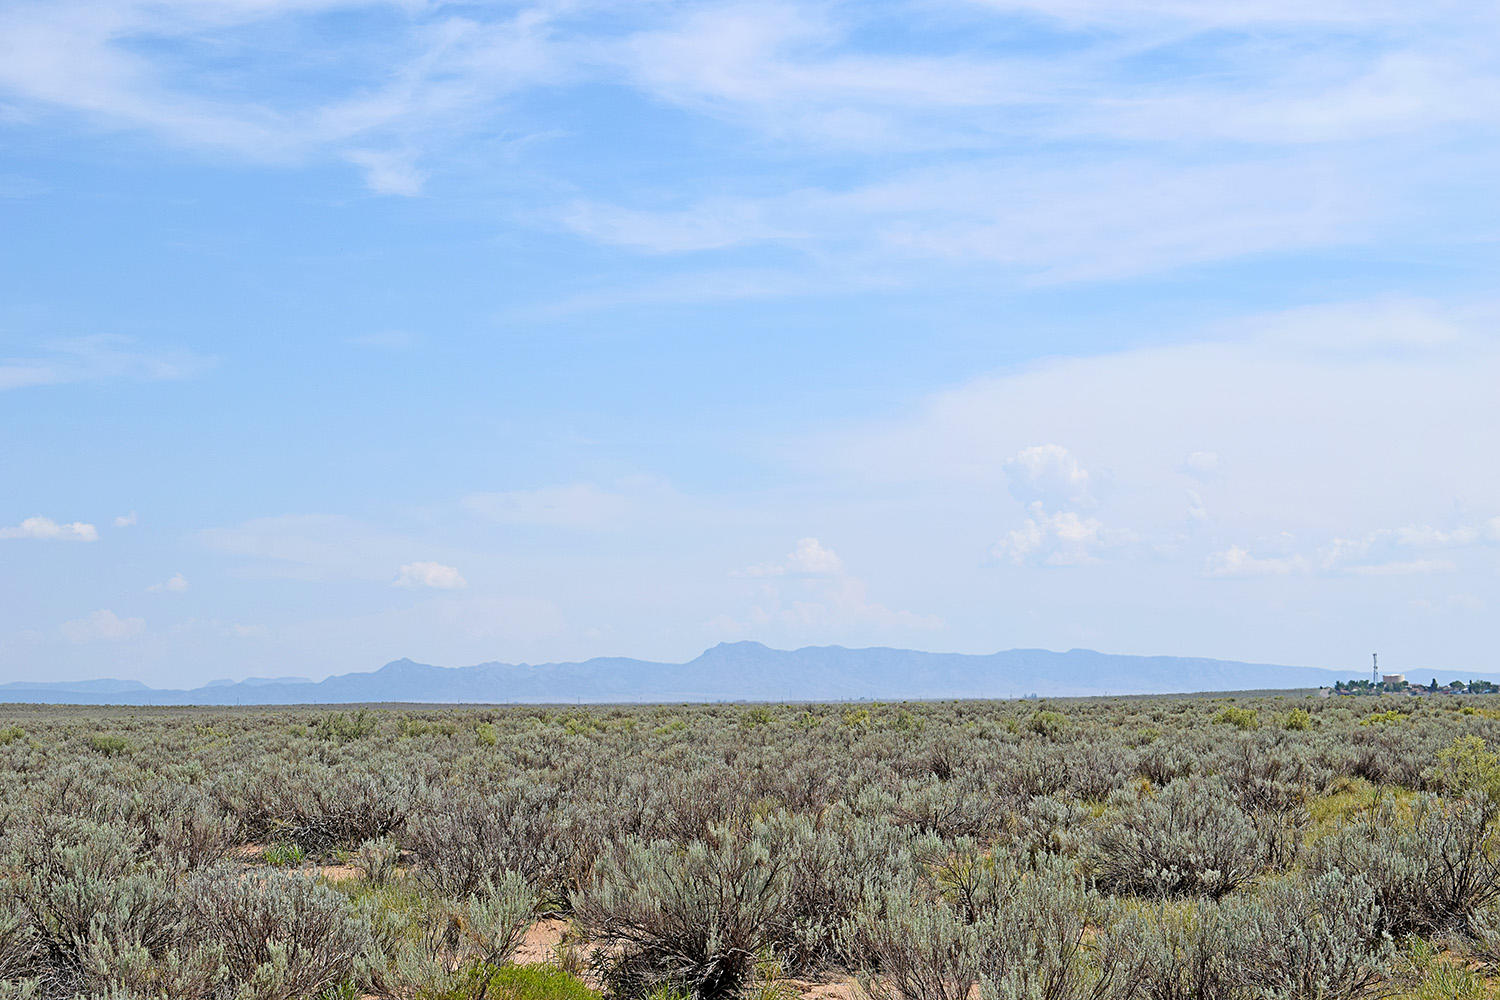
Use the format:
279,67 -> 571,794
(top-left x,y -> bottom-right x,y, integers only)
515,916 -> 572,965
316,863 -> 363,881
792,977 -> 864,1000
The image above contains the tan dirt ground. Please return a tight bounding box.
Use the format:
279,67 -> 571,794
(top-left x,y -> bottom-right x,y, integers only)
515,916 -> 572,965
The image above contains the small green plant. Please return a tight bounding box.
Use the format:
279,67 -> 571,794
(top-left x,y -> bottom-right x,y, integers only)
1026,709 -> 1067,738
0,725 -> 24,745
475,722 -> 498,747
86,733 -> 133,756
562,713 -> 604,736
744,949 -> 794,1000
1212,706 -> 1259,730
1404,936 -> 1486,1000
740,707 -> 774,730
265,841 -> 307,867
842,707 -> 871,730
1281,707 -> 1311,731
468,964 -> 601,1000
1360,709 -> 1408,727
314,980 -> 362,1000
354,835 -> 401,884
1432,734 -> 1500,807
314,709 -> 378,743
891,709 -> 922,733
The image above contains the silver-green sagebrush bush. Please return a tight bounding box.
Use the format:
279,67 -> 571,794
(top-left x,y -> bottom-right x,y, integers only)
10,817 -> 182,982
222,762 -> 414,853
0,812 -> 376,999
0,901 -> 38,985
761,807 -> 936,976
969,855 -> 1144,1000
1212,735 -> 1317,867
573,821 -> 793,1000
406,782 -> 568,900
840,876 -> 977,1000
1228,870 -> 1391,1000
184,867 -> 372,1000
843,851 -> 1146,1000
1103,868 -> 1391,1000
1089,775 -> 1267,899
367,871 -> 536,1000
1007,794 -> 1091,858
355,834 -> 402,885
1310,794 -> 1500,936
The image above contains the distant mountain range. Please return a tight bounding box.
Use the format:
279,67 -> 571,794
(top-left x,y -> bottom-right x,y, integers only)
2,642 -> 1494,705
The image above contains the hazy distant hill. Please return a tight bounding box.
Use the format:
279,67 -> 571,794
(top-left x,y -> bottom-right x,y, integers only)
2,642 -> 1493,705
0,678 -> 152,696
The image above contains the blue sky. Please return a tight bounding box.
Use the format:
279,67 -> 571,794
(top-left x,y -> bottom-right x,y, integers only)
3,0 -> 1499,686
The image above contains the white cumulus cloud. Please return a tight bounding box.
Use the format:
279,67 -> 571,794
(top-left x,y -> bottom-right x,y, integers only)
0,516 -> 98,541
1003,444 -> 1094,508
1320,523 -> 1486,575
1207,516 -> 1497,579
1204,546 -> 1310,578
993,503 -> 1131,567
729,537 -> 940,634
148,572 -> 188,593
113,511 -> 138,527
739,536 -> 846,577
61,609 -> 146,642
394,561 -> 467,590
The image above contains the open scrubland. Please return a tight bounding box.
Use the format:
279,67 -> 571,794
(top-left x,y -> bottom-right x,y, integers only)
5,695 -> 1500,1000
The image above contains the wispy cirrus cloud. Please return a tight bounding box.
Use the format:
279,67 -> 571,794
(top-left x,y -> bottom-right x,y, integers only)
1,0 -> 1494,257
546,0 -> 1500,293
462,483 -> 633,530
197,514 -> 420,582
563,153 -> 1379,283
0,0 -> 573,196
0,336 -> 208,391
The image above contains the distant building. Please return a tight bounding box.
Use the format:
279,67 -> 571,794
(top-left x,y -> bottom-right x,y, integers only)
1382,673 -> 1406,685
